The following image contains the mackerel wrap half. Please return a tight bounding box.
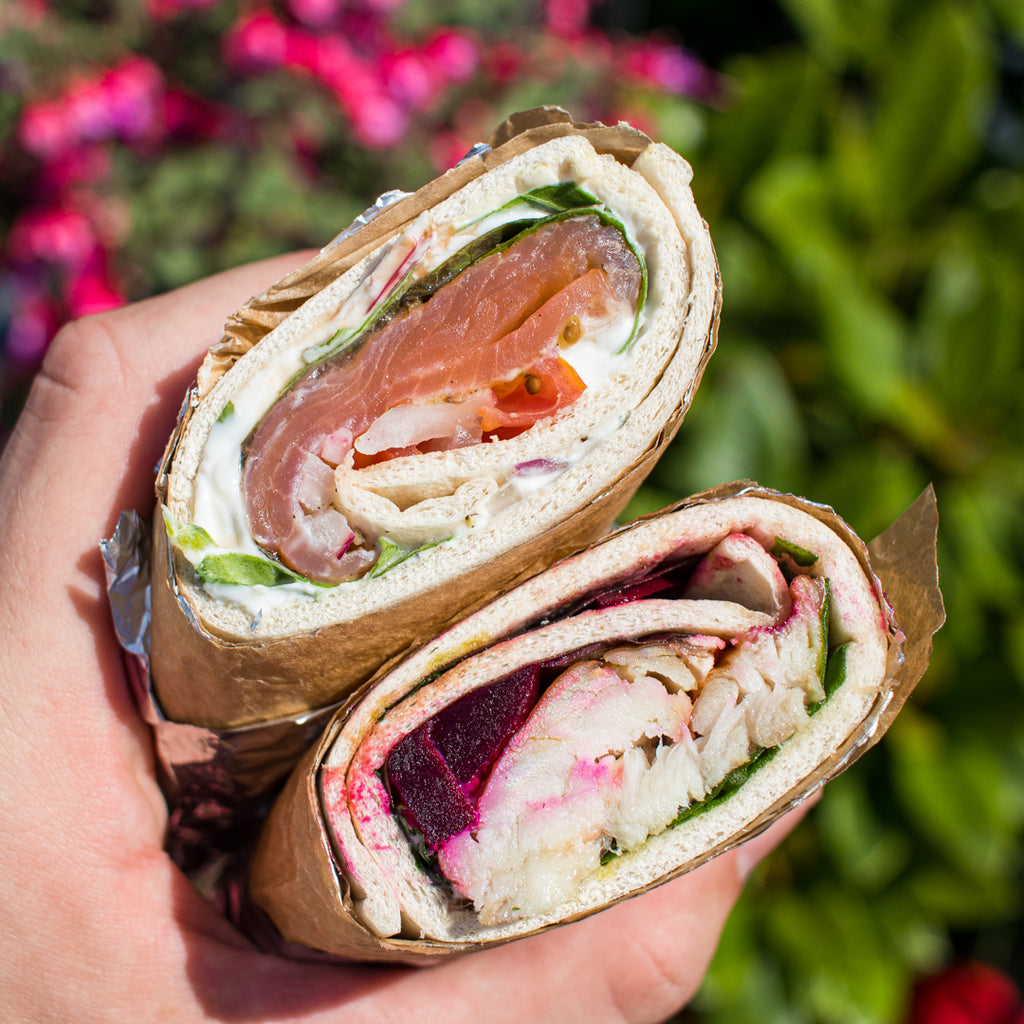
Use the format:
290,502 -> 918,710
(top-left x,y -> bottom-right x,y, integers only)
248,483 -> 943,963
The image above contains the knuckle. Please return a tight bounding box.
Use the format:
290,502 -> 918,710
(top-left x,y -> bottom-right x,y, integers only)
605,930 -> 695,1024
30,312 -> 133,419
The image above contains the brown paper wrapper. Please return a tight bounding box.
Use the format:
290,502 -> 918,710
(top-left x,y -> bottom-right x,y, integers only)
247,482 -> 944,964
149,106 -> 722,731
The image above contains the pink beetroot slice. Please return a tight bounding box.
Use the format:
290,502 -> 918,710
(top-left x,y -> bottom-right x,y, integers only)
386,664 -> 541,848
430,664 -> 540,785
385,727 -> 476,849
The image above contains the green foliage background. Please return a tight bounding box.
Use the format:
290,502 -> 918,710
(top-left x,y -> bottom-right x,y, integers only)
2,0 -> 1023,1020
641,2 -> 1024,1021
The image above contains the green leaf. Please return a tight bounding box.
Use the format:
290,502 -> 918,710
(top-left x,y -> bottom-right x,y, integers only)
743,155 -> 904,414
889,711 -> 1024,887
822,641 -> 849,699
872,2 -> 995,219
162,508 -> 215,557
915,223 -> 1024,434
817,772 -> 911,890
695,892 -> 793,1023
777,0 -> 850,67
520,182 -> 602,212
905,862 -> 1020,926
652,340 -> 808,497
988,0 -> 1024,43
771,536 -> 819,567
764,882 -> 911,1023
194,552 -> 300,587
704,50 -> 832,208
671,747 -> 778,826
368,536 -> 450,579
944,481 -> 1024,608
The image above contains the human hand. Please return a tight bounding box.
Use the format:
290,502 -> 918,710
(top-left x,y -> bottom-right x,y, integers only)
0,256 -> 813,1024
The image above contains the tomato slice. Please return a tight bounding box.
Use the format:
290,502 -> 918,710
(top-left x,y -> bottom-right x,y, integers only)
480,356 -> 587,439
356,357 -> 587,465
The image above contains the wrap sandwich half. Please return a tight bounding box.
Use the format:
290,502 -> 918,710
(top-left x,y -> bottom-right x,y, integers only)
248,484 -> 942,962
150,112 -> 721,730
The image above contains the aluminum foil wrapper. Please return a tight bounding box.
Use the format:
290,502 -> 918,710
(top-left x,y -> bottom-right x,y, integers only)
322,188 -> 413,252
101,509 -> 340,911
320,144 -> 489,253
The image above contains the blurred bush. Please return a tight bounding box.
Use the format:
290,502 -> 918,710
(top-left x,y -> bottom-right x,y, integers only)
1,1 -> 1022,1021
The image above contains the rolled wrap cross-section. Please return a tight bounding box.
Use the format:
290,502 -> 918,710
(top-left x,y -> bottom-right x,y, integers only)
151,113 -> 721,730
248,484 -> 941,963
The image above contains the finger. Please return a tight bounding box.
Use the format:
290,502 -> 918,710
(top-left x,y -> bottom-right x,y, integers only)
143,803 -> 814,1024
152,799 -> 816,1024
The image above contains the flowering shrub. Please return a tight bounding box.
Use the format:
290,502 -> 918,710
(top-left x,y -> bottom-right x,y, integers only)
0,0 -> 715,438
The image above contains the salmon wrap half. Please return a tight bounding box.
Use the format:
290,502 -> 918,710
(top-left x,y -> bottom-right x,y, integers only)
248,484 -> 942,962
151,111 -> 721,729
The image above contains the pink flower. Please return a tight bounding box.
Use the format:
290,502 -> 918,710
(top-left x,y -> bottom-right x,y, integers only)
146,0 -> 219,18
8,207 -> 97,270
311,34 -> 357,89
353,0 -> 405,13
623,39 -> 712,97
63,75 -> 115,142
423,29 -> 479,83
102,56 -> 165,141
382,48 -> 438,109
286,0 -> 341,29
37,144 -> 111,190
18,99 -> 75,159
327,59 -> 378,111
910,962 -> 1024,1024
543,0 -> 592,37
483,41 -> 525,85
348,91 -> 409,149
284,27 -> 322,75
224,11 -> 290,73
162,89 -> 229,140
53,56 -> 165,149
18,55 -> 165,158
66,252 -> 125,319
5,289 -> 60,365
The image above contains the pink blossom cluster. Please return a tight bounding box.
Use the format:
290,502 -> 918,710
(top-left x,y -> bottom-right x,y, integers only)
8,57 -> 167,365
8,52 -> 233,365
18,56 -> 165,159
223,8 -> 479,149
3,0 -> 715,392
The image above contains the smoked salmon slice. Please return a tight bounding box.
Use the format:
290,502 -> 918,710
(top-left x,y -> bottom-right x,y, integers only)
243,214 -> 642,583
